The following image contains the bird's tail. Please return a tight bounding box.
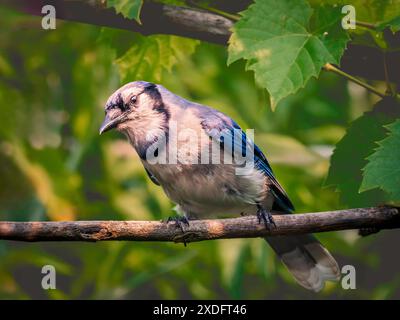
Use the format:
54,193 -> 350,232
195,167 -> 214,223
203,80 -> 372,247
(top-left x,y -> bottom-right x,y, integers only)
265,234 -> 340,292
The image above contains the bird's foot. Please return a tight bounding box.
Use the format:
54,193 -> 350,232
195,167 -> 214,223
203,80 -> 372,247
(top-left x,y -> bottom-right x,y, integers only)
164,215 -> 190,246
164,215 -> 190,233
256,204 -> 276,230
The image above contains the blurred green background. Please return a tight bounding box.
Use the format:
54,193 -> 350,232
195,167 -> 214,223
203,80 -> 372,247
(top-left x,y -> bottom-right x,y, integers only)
0,5 -> 399,299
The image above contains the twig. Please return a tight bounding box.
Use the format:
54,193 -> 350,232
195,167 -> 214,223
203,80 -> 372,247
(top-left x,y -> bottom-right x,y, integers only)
186,0 -> 240,21
383,53 -> 394,95
0,207 -> 399,243
356,21 -> 377,30
324,63 -> 387,98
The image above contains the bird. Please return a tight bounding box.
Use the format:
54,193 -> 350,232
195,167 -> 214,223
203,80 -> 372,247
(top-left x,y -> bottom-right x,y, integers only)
99,80 -> 340,292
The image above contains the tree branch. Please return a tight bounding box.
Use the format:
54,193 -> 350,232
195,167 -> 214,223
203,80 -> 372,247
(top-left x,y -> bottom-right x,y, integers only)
5,0 -> 400,86
5,0 -> 233,45
0,207 -> 399,243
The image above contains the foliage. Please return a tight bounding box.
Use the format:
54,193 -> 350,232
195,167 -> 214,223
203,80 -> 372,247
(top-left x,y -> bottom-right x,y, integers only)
361,118 -> 400,201
378,15 -> 400,33
107,0 -> 143,24
0,0 -> 399,299
105,31 -> 199,83
228,0 -> 349,109
325,98 -> 400,207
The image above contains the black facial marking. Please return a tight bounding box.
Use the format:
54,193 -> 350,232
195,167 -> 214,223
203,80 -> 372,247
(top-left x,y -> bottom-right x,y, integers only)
106,93 -> 126,111
144,83 -> 170,122
116,93 -> 124,109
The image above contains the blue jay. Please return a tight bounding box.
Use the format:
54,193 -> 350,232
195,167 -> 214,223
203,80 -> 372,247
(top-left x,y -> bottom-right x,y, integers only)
99,81 -> 340,292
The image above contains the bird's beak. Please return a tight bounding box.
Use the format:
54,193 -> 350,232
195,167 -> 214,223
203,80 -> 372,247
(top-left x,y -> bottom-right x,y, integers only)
99,114 -> 120,135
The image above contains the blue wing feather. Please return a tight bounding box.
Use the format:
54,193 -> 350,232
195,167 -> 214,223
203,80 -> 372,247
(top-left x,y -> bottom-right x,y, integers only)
201,113 -> 294,213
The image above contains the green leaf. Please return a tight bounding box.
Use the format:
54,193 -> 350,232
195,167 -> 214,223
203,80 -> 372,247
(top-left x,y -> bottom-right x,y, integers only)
360,119 -> 400,201
107,0 -> 143,24
311,0 -> 400,25
228,0 -> 349,109
351,0 -> 400,50
312,1 -> 400,50
377,15 -> 400,33
326,97 -> 400,207
115,34 -> 199,83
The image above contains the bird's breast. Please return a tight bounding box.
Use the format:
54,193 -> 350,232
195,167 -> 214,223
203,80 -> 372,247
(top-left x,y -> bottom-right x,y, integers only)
137,109 -> 272,217
143,159 -> 271,218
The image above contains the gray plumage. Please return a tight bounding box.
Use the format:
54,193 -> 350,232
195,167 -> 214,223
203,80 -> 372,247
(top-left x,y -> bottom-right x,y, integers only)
100,81 -> 340,292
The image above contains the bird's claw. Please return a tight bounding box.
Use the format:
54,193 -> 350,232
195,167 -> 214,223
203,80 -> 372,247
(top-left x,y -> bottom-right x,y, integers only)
164,216 -> 190,246
164,215 -> 190,233
256,205 -> 276,230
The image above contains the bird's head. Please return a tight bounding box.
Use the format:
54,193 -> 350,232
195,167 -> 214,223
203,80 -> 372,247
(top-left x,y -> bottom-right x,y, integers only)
99,81 -> 169,135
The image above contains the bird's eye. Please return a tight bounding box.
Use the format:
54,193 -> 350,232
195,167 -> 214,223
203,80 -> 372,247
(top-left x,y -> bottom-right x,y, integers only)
130,96 -> 137,105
